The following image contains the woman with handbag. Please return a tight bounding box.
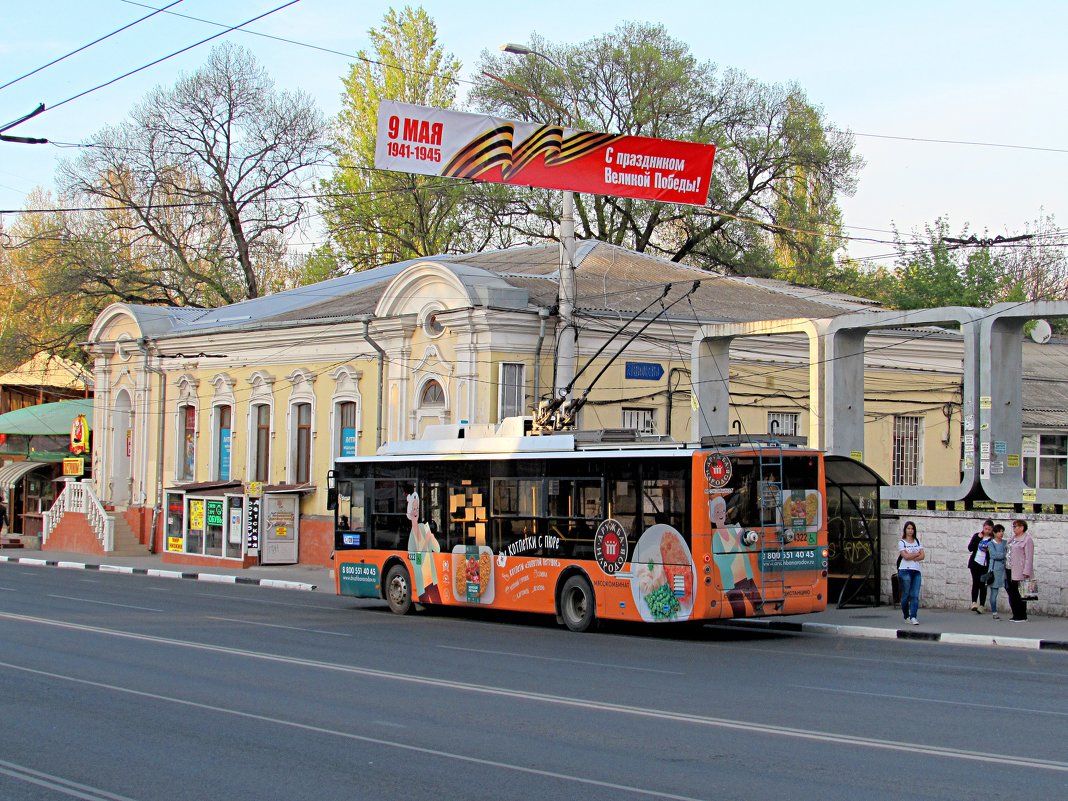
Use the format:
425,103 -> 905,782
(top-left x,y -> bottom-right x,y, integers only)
897,521 -> 925,625
966,519 -> 993,612
985,523 -> 1007,619
1005,519 -> 1035,622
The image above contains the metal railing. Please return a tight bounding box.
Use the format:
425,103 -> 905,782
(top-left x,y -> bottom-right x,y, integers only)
43,480 -> 114,552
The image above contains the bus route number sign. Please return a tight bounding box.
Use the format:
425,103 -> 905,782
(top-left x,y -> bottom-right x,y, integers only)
594,519 -> 629,575
704,453 -> 732,488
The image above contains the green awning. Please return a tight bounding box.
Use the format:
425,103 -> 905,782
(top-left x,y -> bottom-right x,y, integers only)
0,399 -> 93,436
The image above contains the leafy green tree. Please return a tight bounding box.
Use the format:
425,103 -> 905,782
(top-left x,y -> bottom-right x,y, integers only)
885,219 -> 1021,309
470,23 -> 862,276
319,7 -> 509,272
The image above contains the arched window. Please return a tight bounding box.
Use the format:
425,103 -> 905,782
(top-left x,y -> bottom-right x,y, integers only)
421,380 -> 445,407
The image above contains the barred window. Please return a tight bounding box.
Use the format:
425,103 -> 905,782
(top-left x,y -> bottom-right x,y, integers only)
892,415 -> 924,485
767,411 -> 800,437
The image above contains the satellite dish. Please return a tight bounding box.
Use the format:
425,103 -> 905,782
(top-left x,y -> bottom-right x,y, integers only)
1030,319 -> 1052,344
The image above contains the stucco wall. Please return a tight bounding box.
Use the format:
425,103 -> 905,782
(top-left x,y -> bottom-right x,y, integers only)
880,510 -> 1066,617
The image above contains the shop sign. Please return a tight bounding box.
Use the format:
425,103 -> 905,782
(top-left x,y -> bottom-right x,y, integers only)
245,497 -> 260,551
189,499 -> 204,531
166,536 -> 183,552
205,499 -> 224,527
62,457 -> 84,476
247,481 -> 263,498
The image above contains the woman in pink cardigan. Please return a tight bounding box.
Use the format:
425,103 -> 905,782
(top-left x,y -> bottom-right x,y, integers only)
1005,519 -> 1035,622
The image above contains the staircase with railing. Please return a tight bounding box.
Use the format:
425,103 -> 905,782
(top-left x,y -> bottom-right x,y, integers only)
43,481 -> 114,552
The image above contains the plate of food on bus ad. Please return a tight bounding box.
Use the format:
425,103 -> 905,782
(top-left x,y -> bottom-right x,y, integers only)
629,525 -> 696,622
451,545 -> 495,604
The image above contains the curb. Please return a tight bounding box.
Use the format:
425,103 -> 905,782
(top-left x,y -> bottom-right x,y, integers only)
0,555 -> 317,592
724,618 -> 1068,652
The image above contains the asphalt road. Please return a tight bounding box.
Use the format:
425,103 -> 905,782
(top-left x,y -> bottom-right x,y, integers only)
2,563 -> 1066,801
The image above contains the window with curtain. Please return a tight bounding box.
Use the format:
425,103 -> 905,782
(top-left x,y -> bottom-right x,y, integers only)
253,404 -> 271,482
215,405 -> 232,481
294,402 -> 311,483
178,405 -> 196,481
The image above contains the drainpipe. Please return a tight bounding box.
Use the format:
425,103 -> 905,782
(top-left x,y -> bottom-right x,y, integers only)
532,306 -> 551,410
142,339 -> 166,554
360,320 -> 386,449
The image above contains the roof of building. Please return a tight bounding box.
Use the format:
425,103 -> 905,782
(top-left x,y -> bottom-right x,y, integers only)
1023,337 -> 1068,428
0,353 -> 92,392
117,242 -> 868,339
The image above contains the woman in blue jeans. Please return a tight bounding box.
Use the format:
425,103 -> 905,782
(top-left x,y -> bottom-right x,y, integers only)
898,521 -> 925,624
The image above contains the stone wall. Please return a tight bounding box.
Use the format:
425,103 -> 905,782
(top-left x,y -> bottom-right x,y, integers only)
880,510 -> 1066,617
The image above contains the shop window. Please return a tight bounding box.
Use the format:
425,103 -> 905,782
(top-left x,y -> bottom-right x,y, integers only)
293,402 -> 312,484
178,404 -> 196,481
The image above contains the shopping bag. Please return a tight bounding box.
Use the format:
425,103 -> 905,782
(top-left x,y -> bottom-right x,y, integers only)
1020,578 -> 1038,601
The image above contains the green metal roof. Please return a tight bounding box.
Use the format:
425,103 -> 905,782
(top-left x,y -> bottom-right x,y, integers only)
0,399 -> 93,436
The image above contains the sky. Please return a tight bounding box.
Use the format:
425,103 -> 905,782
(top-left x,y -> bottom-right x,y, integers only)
1,0 -> 1065,264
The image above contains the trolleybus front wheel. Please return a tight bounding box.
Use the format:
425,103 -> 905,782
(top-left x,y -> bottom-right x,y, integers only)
384,564 -> 414,615
559,575 -> 596,632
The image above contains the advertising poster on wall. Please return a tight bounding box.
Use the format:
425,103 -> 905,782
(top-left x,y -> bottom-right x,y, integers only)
375,101 -> 716,207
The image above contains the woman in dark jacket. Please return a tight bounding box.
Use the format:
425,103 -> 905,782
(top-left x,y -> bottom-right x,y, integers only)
966,519 -> 994,612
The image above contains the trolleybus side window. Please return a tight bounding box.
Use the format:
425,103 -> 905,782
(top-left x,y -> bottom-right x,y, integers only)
372,479 -> 408,550
491,478 -> 542,555
546,477 -> 602,558
449,479 -> 490,547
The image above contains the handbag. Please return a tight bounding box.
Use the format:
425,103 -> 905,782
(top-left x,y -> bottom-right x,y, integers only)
1020,578 -> 1039,601
980,570 -> 994,586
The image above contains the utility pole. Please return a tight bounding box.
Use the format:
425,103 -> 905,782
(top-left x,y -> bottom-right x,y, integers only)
500,43 -> 579,409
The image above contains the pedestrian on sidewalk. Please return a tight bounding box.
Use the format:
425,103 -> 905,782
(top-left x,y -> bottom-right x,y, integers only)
986,523 -> 1007,619
966,518 -> 993,612
898,520 -> 925,625
1006,519 -> 1035,622
0,500 -> 7,536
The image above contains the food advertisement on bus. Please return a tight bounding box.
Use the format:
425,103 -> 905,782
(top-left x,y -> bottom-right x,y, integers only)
630,525 -> 696,622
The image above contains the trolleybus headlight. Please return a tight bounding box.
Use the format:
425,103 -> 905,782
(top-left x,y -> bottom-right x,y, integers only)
782,528 -> 795,543
741,529 -> 759,546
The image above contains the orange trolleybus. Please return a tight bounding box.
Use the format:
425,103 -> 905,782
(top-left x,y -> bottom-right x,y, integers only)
330,420 -> 828,632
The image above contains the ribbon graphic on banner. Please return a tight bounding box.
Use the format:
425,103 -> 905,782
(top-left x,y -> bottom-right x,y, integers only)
377,101 -> 715,206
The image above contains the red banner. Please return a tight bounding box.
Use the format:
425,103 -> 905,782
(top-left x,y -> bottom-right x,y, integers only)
375,102 -> 716,206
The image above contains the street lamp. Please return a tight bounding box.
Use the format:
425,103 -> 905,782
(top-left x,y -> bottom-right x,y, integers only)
500,43 -> 579,411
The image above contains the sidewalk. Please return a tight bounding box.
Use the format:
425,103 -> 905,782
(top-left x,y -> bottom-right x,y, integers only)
0,548 -> 332,593
726,604 -> 1068,651
3,547 -> 1066,650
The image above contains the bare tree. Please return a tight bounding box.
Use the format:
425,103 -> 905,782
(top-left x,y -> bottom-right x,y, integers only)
60,43 -> 327,302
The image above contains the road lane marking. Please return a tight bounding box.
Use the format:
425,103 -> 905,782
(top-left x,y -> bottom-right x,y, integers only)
46,595 -> 163,613
791,684 -> 1068,716
3,610 -> 1068,774
438,644 -> 685,674
208,615 -> 351,637
0,660 -> 704,801
0,757 -> 139,801
0,586 -> 15,591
